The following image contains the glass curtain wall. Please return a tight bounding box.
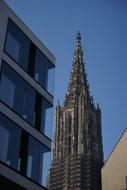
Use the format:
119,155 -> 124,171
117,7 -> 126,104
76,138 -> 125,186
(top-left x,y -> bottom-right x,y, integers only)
5,19 -> 55,96
0,61 -> 53,139
0,113 -> 21,170
0,113 -> 51,188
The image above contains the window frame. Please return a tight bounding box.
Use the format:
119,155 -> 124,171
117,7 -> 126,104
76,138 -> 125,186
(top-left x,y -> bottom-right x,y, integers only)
0,112 -> 51,189
0,60 -> 53,141
4,18 -> 55,97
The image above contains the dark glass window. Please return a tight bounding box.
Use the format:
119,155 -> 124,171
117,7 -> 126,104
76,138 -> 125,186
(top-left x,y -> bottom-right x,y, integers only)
0,61 -> 53,138
35,50 -> 55,95
0,114 -> 51,188
5,19 -> 30,70
41,99 -> 53,138
27,136 -> 51,187
0,62 -> 36,125
35,50 -> 46,87
0,113 -> 21,170
5,19 -> 55,96
46,61 -> 55,96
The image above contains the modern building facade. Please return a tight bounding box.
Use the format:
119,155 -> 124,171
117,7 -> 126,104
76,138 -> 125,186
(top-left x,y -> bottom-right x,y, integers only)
49,32 -> 103,190
0,1 -> 55,190
102,129 -> 127,190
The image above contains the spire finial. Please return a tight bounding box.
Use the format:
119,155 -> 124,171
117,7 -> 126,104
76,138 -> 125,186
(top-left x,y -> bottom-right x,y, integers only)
66,32 -> 89,98
76,31 -> 81,40
76,31 -> 81,50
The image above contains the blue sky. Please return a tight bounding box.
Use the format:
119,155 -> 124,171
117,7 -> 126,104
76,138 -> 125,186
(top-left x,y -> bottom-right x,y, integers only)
5,0 -> 127,160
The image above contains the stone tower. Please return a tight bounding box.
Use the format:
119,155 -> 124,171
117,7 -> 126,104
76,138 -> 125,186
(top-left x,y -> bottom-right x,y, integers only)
49,32 -> 103,190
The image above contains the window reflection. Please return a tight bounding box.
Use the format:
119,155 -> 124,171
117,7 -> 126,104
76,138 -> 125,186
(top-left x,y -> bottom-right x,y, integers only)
0,74 -> 15,107
0,114 -> 51,188
0,62 -> 36,125
41,99 -> 53,139
0,61 -> 53,139
0,113 -> 21,170
5,19 -> 30,70
6,32 -> 20,62
35,50 -> 46,88
27,136 -> 51,187
5,19 -> 55,96
35,50 -> 55,95
47,65 -> 55,95
41,151 -> 51,187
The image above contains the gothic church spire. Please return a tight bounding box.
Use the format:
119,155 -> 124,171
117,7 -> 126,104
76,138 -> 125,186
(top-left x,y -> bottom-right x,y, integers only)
67,32 -> 88,97
49,32 -> 104,190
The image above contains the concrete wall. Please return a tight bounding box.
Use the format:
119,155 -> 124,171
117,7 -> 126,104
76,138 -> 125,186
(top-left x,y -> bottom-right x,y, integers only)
102,129 -> 127,190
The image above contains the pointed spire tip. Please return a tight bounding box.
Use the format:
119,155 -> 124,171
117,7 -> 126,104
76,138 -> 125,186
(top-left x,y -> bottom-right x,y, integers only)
77,31 -> 81,36
76,31 -> 81,41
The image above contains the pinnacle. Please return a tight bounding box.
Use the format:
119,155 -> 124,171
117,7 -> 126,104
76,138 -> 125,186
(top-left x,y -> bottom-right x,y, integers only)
76,31 -> 81,43
75,31 -> 81,52
66,32 -> 88,98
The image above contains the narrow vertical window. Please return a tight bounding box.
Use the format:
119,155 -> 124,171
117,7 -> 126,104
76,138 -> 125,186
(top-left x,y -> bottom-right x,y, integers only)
5,19 -> 30,70
40,99 -> 53,139
0,62 -> 36,125
27,136 -> 51,187
34,50 -> 55,95
0,114 -> 21,170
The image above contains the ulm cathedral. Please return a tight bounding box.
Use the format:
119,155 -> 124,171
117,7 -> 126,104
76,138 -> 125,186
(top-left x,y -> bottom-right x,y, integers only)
49,32 -> 104,190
